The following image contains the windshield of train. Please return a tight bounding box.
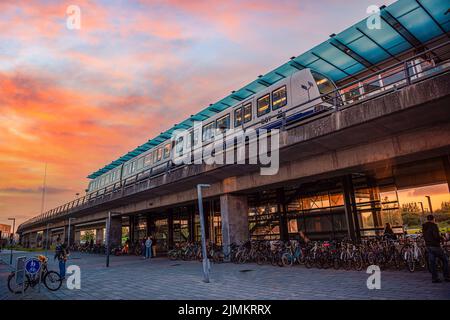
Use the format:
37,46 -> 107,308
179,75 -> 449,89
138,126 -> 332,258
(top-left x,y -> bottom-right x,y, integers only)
311,71 -> 337,95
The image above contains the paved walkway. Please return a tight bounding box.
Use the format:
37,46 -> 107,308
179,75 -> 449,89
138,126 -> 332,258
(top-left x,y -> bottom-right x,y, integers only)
1,251 -> 449,300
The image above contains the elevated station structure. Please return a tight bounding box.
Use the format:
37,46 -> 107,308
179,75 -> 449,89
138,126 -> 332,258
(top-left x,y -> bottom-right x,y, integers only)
17,0 -> 450,251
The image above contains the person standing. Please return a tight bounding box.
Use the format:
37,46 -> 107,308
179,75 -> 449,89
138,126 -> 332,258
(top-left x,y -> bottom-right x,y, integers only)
144,236 -> 152,260
54,237 -> 68,280
422,215 -> 450,283
141,237 -> 146,258
383,223 -> 397,240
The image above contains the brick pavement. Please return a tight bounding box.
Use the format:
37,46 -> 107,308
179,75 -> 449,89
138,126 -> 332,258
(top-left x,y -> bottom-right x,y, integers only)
0,251 -> 448,300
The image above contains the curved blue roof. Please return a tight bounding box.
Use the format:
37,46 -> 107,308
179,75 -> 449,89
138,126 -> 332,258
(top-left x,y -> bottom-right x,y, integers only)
88,0 -> 450,179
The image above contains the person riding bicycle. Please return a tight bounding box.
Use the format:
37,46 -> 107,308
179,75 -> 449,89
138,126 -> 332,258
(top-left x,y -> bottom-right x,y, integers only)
422,215 -> 449,283
54,237 -> 68,280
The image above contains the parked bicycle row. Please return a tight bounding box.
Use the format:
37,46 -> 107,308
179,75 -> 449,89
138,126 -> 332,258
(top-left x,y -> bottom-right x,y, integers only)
167,235 -> 449,273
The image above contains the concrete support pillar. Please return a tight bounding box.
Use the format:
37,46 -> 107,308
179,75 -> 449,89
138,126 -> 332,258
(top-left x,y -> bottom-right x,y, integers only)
64,225 -> 75,246
220,194 -> 249,260
74,230 -> 80,244
29,232 -> 37,248
96,228 -> 104,244
109,216 -> 122,248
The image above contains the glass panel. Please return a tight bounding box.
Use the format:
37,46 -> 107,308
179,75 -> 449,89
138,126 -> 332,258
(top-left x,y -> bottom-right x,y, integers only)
312,71 -> 336,95
144,153 -> 152,167
175,136 -> 183,154
216,114 -> 230,133
257,94 -> 270,117
234,107 -> 243,127
272,86 -> 287,110
137,157 -> 144,170
202,122 -> 215,141
243,103 -> 252,123
154,148 -> 162,162
163,143 -> 171,159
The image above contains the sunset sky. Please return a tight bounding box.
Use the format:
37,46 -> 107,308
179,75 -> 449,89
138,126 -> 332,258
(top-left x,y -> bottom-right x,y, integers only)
3,0 -> 448,229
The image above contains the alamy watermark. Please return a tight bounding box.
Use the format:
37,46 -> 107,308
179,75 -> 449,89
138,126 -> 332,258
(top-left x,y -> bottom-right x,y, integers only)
367,5 -> 382,30
66,5 -> 81,30
366,265 -> 381,290
66,265 -> 81,290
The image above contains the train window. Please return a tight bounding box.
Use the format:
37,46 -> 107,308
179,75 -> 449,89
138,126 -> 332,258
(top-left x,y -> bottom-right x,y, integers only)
243,103 -> 252,123
312,71 -> 336,95
137,157 -> 144,170
175,136 -> 184,154
163,143 -> 171,158
131,161 -> 136,173
272,86 -> 287,110
257,94 -> 270,117
234,108 -> 243,127
202,122 -> 215,141
216,114 -> 230,133
192,129 -> 200,146
144,153 -> 152,167
154,148 -> 163,162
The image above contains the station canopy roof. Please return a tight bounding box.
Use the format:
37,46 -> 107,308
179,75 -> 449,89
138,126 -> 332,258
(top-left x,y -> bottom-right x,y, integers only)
88,0 -> 450,179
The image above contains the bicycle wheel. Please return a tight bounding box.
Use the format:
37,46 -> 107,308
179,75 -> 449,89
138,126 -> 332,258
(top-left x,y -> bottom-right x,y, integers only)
353,255 -> 363,271
333,257 -> 341,270
304,256 -> 313,269
44,271 -> 63,291
281,253 -> 293,267
256,254 -> 267,265
405,252 -> 415,272
7,272 -> 30,294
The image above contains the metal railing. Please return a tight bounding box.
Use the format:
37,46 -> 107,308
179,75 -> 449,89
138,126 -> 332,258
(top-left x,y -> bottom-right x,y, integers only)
18,40 -> 450,232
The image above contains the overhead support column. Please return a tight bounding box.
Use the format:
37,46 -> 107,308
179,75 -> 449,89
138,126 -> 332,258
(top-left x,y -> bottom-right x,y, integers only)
64,224 -> 75,246
342,175 -> 361,242
220,194 -> 249,260
29,232 -> 37,248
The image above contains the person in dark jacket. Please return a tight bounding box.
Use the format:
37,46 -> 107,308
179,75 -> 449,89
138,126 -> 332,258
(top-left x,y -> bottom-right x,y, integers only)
383,223 -> 397,240
422,215 -> 449,283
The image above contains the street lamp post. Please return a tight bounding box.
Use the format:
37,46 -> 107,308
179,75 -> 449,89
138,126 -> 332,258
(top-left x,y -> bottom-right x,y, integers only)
8,218 -> 15,265
197,184 -> 211,283
66,217 -> 77,260
106,212 -> 111,268
425,196 -> 433,214
105,212 -> 121,268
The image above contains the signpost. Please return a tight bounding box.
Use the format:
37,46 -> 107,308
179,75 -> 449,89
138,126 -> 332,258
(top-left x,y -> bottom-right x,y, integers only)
15,256 -> 26,296
25,257 -> 43,292
197,184 -> 211,283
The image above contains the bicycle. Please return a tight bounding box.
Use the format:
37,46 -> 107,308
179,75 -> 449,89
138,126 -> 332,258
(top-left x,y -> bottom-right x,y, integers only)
7,255 -> 62,293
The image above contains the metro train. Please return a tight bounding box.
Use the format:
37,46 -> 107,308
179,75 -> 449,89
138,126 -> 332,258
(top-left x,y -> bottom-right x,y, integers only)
86,68 -> 338,195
